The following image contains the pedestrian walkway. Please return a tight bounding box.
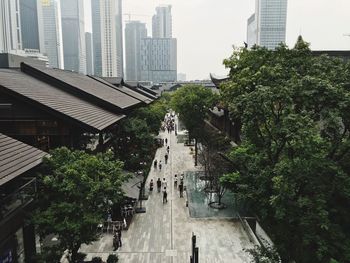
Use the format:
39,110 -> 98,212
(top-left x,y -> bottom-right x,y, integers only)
80,115 -> 255,263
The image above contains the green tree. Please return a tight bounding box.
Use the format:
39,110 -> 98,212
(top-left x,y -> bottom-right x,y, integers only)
34,147 -> 127,263
221,38 -> 350,262
171,84 -> 218,165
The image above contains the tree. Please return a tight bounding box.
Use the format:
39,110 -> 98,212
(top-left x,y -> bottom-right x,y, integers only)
221,38 -> 350,262
171,84 -> 218,165
34,147 -> 127,263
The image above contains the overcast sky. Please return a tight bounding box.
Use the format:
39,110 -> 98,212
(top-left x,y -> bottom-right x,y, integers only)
86,0 -> 350,80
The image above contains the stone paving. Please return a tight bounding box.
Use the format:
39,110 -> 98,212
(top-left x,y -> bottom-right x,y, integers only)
79,116 -> 255,263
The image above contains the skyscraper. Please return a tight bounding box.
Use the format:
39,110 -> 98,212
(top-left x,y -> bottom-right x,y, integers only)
85,32 -> 94,75
61,0 -> 86,74
42,0 -> 64,69
91,0 -> 123,77
140,38 -> 177,83
115,0 -> 123,77
247,0 -> 288,49
0,0 -> 22,52
152,5 -> 172,38
19,0 -> 44,52
125,21 -> 147,81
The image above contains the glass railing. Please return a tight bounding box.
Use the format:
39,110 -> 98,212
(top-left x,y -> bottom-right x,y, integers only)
0,178 -> 37,219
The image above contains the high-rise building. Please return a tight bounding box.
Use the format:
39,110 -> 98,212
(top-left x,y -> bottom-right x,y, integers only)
247,0 -> 288,49
41,0 -> 64,69
152,5 -> 172,38
140,38 -> 177,83
115,0 -> 123,77
91,0 -> 123,77
0,0 -> 22,52
85,32 -> 94,75
61,0 -> 86,74
19,0 -> 44,52
125,21 -> 147,81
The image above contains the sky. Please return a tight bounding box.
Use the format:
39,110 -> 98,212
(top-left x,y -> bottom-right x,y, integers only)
86,0 -> 350,80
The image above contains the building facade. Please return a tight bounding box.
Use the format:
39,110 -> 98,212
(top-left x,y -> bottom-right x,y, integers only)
152,5 -> 172,38
91,0 -> 123,77
0,0 -> 22,52
42,0 -> 64,69
140,38 -> 177,83
19,0 -> 44,52
247,0 -> 288,49
85,32 -> 93,75
125,21 -> 147,81
61,0 -> 86,74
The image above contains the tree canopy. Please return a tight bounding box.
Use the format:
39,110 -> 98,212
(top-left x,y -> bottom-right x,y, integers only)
220,38 -> 350,262
34,147 -> 126,263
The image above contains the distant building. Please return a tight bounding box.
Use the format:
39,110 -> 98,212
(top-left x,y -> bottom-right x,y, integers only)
247,13 -> 257,48
91,0 -> 123,77
140,38 -> 177,83
0,0 -> 22,52
125,21 -> 147,81
247,0 -> 288,49
0,52 -> 47,68
61,0 -> 86,74
85,32 -> 93,75
152,5 -> 172,38
19,0 -> 44,52
41,0 -> 64,69
177,73 -> 186,81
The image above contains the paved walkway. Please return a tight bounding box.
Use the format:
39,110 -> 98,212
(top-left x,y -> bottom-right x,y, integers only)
80,116 -> 255,263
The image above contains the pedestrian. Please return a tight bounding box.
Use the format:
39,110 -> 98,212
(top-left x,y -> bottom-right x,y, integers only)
180,173 -> 184,184
154,159 -> 157,168
149,179 -> 154,192
162,178 -> 167,190
167,146 -> 170,153
165,138 -> 168,145
157,178 -> 161,192
165,153 -> 168,164
117,227 -> 122,248
174,174 -> 178,187
179,181 -> 184,198
159,160 -> 162,170
163,188 -> 168,203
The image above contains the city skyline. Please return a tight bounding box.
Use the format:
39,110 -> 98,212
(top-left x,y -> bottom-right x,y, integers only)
120,0 -> 350,80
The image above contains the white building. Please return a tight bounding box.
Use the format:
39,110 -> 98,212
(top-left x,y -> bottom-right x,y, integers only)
61,0 -> 86,74
140,38 -> 177,83
42,0 -> 64,69
125,21 -> 147,81
0,0 -> 22,52
91,0 -> 123,77
247,0 -> 288,49
85,32 -> 93,75
152,5 -> 172,38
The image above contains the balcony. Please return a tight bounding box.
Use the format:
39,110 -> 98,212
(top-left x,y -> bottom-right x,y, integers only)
0,178 -> 37,220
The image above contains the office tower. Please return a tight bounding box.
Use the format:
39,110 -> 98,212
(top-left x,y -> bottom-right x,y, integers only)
140,38 -> 177,83
0,0 -> 22,52
61,0 -> 86,74
91,0 -> 123,77
115,0 -> 123,77
42,0 -> 64,68
19,0 -> 44,52
125,21 -> 147,81
247,0 -> 288,49
152,5 -> 172,38
85,32 -> 94,75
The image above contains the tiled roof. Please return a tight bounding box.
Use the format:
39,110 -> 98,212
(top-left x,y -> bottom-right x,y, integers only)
21,63 -> 141,111
0,69 -> 125,131
0,133 -> 47,185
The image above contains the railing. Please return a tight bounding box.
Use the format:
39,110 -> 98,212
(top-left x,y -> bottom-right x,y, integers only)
0,178 -> 37,219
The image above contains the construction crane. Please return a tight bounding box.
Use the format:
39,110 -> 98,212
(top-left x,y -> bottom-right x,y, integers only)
123,13 -> 150,22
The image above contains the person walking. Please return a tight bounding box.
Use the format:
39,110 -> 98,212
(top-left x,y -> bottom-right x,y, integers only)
113,232 -> 119,251
162,178 -> 167,190
154,159 -> 157,169
159,160 -> 162,170
163,188 -> 168,203
179,181 -> 184,198
165,138 -> 168,145
165,153 -> 168,164
167,146 -> 170,153
157,178 -> 161,193
174,174 -> 178,188
149,179 -> 154,192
